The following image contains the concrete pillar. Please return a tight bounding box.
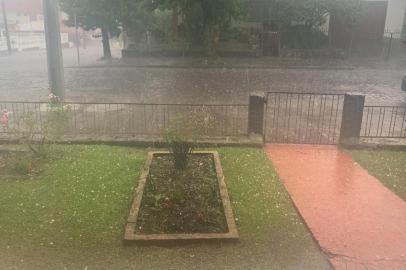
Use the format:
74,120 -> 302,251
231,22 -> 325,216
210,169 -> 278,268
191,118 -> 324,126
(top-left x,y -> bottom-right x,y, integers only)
339,93 -> 365,146
248,93 -> 266,138
43,0 -> 65,99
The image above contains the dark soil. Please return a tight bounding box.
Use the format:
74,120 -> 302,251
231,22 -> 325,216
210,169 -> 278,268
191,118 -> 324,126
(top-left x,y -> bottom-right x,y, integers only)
135,153 -> 228,234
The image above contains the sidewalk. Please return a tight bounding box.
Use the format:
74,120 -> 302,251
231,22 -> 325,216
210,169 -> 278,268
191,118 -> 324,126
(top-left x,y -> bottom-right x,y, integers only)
265,144 -> 406,270
66,56 -> 354,70
67,54 -> 406,70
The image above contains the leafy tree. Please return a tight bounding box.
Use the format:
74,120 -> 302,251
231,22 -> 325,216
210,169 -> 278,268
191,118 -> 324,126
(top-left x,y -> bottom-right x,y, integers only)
157,0 -> 246,55
255,0 -> 359,53
152,0 -> 179,40
265,0 -> 358,31
116,0 -> 158,47
191,0 -> 245,54
60,0 -> 119,59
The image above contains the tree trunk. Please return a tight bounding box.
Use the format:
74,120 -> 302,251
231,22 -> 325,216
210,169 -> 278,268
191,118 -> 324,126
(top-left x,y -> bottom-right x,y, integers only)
206,26 -> 220,57
171,6 -> 178,40
1,0 -> 12,55
101,27 -> 112,59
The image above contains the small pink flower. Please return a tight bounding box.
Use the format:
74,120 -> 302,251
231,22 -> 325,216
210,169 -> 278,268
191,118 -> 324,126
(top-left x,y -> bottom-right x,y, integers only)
49,93 -> 61,103
0,110 -> 11,127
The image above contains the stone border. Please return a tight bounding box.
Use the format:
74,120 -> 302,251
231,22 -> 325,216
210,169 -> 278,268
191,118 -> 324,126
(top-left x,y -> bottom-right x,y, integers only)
124,151 -> 239,241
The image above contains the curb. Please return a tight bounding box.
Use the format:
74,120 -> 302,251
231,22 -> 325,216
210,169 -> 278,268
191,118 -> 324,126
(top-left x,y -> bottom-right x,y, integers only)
65,64 -> 355,71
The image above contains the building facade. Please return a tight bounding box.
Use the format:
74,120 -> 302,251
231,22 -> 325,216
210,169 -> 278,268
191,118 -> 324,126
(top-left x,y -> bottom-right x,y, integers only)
0,0 -> 71,52
380,0 -> 406,33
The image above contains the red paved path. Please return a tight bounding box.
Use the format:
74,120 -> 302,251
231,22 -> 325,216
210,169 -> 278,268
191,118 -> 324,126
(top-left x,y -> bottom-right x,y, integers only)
265,144 -> 406,270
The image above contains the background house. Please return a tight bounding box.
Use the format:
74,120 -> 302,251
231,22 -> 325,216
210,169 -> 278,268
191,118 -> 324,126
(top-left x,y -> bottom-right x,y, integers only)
0,0 -> 70,52
382,0 -> 406,33
244,0 -> 405,57
328,0 -> 406,57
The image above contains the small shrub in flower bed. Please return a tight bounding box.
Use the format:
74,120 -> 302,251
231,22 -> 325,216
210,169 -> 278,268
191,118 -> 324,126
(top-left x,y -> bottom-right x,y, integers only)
127,112 -> 235,237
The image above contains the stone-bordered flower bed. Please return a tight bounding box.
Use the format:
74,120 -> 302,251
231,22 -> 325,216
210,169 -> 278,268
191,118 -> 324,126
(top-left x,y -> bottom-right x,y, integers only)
124,151 -> 238,241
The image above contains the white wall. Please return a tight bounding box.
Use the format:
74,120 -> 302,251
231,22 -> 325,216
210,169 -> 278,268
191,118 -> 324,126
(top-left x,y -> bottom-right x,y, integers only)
17,21 -> 44,31
0,32 -> 69,52
385,0 -> 406,32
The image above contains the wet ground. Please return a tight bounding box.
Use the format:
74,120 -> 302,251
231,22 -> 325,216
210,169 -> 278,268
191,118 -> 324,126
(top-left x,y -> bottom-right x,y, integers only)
265,144 -> 406,270
0,47 -> 406,106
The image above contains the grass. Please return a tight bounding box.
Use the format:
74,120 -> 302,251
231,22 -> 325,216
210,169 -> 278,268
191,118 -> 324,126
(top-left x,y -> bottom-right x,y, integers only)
137,154 -> 227,234
0,145 -> 331,270
348,149 -> 406,201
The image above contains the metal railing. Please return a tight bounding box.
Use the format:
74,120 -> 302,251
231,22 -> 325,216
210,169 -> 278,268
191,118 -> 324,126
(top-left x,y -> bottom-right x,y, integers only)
264,92 -> 345,144
0,102 -> 249,138
382,31 -> 406,61
2,99 -> 405,143
361,106 -> 406,138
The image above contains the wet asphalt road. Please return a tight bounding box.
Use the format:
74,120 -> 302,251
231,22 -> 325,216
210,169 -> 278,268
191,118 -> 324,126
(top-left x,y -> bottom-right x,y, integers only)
0,48 -> 405,106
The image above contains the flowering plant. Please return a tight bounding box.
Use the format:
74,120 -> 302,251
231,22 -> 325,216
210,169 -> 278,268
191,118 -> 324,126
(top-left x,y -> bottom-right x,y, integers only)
11,94 -> 71,157
0,110 -> 11,127
48,93 -> 61,105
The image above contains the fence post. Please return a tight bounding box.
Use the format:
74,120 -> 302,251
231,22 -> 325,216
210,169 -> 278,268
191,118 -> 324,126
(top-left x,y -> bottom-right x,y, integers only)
248,93 -> 266,141
339,93 -> 365,146
386,32 -> 393,61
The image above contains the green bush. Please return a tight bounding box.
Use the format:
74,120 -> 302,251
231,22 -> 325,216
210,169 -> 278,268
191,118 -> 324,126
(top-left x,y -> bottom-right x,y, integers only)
10,94 -> 72,158
162,106 -> 214,170
280,27 -> 329,50
164,128 -> 194,170
11,156 -> 32,175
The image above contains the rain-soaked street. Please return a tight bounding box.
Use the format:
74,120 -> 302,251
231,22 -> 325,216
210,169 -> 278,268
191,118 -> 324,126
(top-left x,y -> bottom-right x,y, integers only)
1,47 -> 406,106
2,0 -> 406,269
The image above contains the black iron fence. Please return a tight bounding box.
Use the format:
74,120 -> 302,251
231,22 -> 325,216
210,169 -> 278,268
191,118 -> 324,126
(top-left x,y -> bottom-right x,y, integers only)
264,92 -> 406,144
361,106 -> 406,139
264,92 -> 345,144
0,102 -> 248,138
382,31 -> 406,61
1,98 -> 405,144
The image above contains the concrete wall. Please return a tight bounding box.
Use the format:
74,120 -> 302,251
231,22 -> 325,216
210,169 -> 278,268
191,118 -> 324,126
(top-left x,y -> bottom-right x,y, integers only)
385,0 -> 405,32
0,32 -> 69,52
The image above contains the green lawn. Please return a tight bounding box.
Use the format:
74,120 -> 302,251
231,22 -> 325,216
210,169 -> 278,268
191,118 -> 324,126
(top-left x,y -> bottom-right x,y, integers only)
0,145 -> 331,270
348,149 -> 406,201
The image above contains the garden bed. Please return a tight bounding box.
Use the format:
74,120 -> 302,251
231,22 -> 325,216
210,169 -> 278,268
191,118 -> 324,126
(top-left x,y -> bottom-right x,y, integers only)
124,151 -> 239,241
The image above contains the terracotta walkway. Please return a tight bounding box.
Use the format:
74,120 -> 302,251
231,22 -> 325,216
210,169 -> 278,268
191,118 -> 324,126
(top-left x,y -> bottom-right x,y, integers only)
265,144 -> 406,270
